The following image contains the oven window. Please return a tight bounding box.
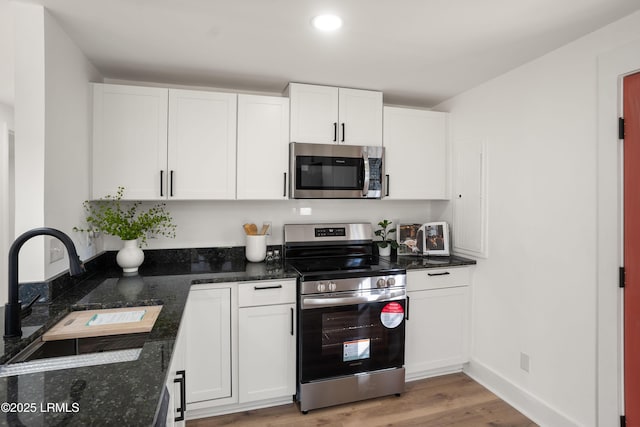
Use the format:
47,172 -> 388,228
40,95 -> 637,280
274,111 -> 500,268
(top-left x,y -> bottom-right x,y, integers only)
299,300 -> 405,383
296,156 -> 363,190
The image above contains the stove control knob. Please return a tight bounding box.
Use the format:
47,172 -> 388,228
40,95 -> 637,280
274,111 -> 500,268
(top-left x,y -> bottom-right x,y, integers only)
328,282 -> 337,292
377,278 -> 387,288
317,282 -> 327,293
387,277 -> 396,287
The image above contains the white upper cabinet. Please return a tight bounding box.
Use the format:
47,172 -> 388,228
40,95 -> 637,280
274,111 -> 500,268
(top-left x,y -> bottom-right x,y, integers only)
338,88 -> 383,146
168,89 -> 237,200
288,83 -> 382,146
92,84 -> 168,200
92,83 -> 237,200
383,106 -> 449,200
236,94 -> 290,200
452,139 -> 488,258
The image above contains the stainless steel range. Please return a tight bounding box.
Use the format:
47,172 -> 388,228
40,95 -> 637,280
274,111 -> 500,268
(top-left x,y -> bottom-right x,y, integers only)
284,223 -> 407,413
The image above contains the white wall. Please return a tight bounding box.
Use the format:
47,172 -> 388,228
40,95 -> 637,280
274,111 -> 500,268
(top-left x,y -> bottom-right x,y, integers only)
436,10 -> 640,427
42,8 -> 101,278
13,4 -> 101,282
98,199 -> 436,250
0,104 -> 14,304
13,3 -> 46,282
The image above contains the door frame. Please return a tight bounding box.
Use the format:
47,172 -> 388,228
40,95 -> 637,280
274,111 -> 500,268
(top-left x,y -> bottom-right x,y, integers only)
597,38 -> 640,426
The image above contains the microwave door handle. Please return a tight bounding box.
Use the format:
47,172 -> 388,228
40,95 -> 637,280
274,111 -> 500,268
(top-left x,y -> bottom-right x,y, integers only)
362,151 -> 370,197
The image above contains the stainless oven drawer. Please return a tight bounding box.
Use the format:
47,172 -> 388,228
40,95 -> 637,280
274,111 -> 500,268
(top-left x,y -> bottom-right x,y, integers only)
238,279 -> 296,307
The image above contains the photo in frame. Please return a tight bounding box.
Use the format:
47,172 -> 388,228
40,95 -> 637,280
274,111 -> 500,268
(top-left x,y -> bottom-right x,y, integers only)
397,223 -> 422,255
419,221 -> 450,256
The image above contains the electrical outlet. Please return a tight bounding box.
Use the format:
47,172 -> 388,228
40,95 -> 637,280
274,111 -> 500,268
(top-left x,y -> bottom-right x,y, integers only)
520,352 -> 530,373
49,237 -> 64,263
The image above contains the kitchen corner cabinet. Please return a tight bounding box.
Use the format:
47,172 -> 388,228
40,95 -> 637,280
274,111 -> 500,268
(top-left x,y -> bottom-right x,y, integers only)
287,83 -> 382,146
184,286 -> 233,406
238,280 -> 296,403
452,139 -> 488,258
405,268 -> 471,381
236,95 -> 290,199
382,107 -> 449,199
166,315 -> 187,427
92,83 -> 237,200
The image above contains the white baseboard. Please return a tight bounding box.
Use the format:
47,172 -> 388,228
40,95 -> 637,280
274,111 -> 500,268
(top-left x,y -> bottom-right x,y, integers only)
464,359 -> 581,427
186,396 -> 294,420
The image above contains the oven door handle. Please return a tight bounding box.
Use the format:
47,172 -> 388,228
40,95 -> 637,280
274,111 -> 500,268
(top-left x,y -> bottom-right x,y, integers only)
301,290 -> 405,309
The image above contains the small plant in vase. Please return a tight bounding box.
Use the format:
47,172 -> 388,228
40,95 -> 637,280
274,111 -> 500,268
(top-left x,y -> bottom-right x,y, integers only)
74,187 -> 176,273
374,220 -> 399,257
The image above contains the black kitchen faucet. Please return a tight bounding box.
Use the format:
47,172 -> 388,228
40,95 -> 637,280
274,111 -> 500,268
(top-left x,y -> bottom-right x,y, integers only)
4,227 -> 85,339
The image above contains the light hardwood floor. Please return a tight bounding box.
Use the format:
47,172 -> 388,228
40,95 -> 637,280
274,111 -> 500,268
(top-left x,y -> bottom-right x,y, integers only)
187,373 -> 537,427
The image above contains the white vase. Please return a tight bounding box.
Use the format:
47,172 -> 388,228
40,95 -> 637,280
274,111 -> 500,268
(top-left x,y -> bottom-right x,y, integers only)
378,245 -> 391,257
116,239 -> 145,273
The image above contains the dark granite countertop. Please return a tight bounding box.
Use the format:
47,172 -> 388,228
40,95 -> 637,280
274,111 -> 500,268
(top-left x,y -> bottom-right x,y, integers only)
381,254 -> 477,270
0,247 -> 297,426
0,246 -> 472,426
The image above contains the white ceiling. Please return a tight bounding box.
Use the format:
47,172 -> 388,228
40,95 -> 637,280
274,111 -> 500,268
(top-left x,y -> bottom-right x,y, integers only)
2,0 -> 640,108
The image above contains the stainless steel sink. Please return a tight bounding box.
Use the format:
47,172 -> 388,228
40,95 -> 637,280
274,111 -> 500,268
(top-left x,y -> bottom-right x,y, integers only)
0,333 -> 148,377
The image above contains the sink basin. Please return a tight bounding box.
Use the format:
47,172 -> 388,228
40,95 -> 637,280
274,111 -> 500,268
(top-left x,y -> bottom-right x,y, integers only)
0,333 -> 148,378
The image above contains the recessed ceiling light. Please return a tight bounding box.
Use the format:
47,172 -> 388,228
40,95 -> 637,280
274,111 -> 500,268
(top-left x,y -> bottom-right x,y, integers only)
312,14 -> 342,32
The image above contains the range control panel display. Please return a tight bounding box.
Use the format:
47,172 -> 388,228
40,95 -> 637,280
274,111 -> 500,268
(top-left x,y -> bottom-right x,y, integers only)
315,227 -> 346,238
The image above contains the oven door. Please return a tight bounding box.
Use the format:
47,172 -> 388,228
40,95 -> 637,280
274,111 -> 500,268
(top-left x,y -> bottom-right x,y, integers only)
290,143 -> 383,199
299,290 -> 405,383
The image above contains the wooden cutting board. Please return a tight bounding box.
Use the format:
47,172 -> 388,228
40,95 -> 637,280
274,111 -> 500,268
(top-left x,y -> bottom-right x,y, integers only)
42,305 -> 163,341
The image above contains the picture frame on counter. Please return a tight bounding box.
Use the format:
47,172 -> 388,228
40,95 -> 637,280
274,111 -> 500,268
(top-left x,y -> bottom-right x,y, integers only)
397,223 -> 422,255
420,221 -> 450,256
397,222 -> 451,256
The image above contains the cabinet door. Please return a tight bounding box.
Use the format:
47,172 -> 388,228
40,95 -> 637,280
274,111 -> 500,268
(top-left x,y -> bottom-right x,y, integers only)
184,287 -> 232,404
338,88 -> 383,146
237,95 -> 290,199
405,286 -> 470,377
92,84 -> 168,200
289,83 -> 339,144
238,304 -> 296,403
168,89 -> 237,200
167,319 -> 187,426
453,139 -> 488,258
383,107 -> 448,199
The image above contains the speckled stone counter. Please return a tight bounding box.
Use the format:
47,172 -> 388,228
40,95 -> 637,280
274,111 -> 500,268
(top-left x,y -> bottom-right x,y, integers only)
0,246 -> 297,426
381,254 -> 477,270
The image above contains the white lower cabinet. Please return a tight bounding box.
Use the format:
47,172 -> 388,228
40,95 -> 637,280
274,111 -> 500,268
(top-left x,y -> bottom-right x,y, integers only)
184,286 -> 234,407
405,268 -> 471,381
239,302 -> 296,402
166,316 -> 187,427
179,279 -> 296,421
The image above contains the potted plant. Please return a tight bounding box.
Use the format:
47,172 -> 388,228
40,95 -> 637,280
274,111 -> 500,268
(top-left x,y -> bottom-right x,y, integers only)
374,219 -> 399,257
74,187 -> 176,273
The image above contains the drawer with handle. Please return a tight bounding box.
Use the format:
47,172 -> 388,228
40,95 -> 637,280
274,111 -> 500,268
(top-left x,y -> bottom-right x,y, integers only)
406,267 -> 471,292
238,279 -> 296,307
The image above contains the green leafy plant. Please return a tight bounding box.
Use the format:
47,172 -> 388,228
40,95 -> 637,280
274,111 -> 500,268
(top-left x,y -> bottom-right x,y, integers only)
374,219 -> 399,249
74,187 -> 176,246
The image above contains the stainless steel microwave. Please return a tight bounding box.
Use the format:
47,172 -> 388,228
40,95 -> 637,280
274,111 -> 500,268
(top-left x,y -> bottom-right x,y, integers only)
290,143 -> 384,199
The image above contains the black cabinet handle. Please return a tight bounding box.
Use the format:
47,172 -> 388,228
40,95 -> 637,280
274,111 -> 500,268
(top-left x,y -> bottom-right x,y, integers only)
333,122 -> 337,142
406,296 -> 410,321
341,123 -> 345,142
170,170 -> 174,197
254,284 -> 283,291
290,307 -> 294,336
160,170 -> 164,197
385,174 -> 390,197
174,370 -> 186,422
283,172 -> 287,197
427,272 -> 451,277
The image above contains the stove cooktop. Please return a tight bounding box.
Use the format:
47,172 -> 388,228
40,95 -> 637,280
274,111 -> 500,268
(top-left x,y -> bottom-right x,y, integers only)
285,256 -> 404,281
